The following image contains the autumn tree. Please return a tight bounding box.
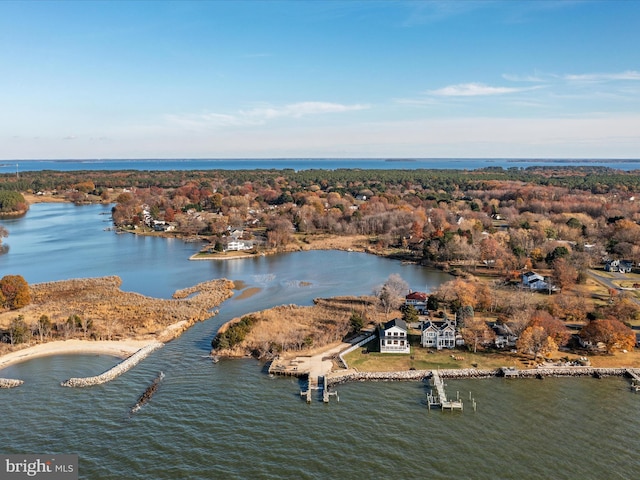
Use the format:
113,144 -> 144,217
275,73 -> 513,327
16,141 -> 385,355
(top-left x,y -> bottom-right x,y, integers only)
506,306 -> 535,337
461,318 -> 495,353
266,218 -> 294,248
579,319 -> 636,354
517,325 -> 558,360
0,275 -> 31,310
601,294 -> 640,323
479,236 -> 502,268
73,180 -> 95,193
433,278 -> 477,312
374,274 -> 409,318
475,282 -> 496,312
549,293 -> 588,323
551,257 -> 577,292
529,310 -> 570,347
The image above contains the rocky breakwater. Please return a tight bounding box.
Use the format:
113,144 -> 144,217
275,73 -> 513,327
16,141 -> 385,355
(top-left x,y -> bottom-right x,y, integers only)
0,378 -> 24,388
61,342 -> 163,387
327,369 -> 432,385
509,366 -> 627,378
327,368 -> 499,386
327,366 -> 629,386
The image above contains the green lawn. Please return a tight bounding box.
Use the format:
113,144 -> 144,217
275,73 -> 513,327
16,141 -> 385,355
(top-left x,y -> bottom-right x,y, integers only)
344,340 -> 531,372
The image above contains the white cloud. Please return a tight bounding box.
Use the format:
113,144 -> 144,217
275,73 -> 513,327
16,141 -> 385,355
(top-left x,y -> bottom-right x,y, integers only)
427,82 -> 537,97
241,101 -> 369,119
164,102 -> 370,131
564,71 -> 640,82
502,73 -> 548,83
164,112 -> 251,129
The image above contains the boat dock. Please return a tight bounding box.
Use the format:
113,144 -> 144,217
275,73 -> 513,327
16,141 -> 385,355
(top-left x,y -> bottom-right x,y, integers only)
269,342 -> 349,404
627,369 -> 640,391
500,366 -> 519,378
427,370 -> 464,411
300,375 -> 339,404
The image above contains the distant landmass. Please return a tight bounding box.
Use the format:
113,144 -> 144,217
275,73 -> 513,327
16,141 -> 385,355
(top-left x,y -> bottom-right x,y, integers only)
507,158 -> 639,163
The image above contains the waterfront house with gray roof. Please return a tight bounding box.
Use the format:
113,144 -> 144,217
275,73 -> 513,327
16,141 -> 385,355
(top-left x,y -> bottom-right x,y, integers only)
379,319 -> 410,354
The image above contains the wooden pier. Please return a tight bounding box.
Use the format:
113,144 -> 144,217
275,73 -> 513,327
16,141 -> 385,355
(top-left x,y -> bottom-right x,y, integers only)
427,371 -> 463,411
300,375 -> 339,404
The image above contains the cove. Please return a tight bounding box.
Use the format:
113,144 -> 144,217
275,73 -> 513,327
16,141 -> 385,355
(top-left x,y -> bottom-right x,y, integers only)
2,203 -> 640,479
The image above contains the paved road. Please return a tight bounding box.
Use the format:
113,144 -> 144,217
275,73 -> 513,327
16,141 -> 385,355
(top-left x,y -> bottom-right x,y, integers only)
587,268 -> 640,307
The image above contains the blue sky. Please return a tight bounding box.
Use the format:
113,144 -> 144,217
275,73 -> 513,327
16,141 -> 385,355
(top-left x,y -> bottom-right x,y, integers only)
1,0 -> 639,159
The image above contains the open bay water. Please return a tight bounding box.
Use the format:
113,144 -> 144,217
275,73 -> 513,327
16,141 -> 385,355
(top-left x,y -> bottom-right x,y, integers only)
3,157 -> 640,173
1,205 -> 639,478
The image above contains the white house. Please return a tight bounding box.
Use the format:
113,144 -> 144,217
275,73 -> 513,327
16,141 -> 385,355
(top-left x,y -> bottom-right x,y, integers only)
405,291 -> 428,315
152,220 -> 175,232
521,271 -> 552,291
605,259 -> 633,273
225,239 -> 253,252
421,319 -> 458,350
379,319 -> 410,354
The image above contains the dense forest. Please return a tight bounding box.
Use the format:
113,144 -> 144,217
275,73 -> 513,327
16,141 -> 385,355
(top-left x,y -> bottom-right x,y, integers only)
3,167 -> 640,268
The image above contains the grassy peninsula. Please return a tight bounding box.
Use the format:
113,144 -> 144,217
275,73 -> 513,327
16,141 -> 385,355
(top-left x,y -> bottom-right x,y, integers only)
0,276 -> 234,357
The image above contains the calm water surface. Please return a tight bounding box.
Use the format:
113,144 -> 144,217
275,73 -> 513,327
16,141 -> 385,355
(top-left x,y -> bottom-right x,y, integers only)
1,204 -> 639,479
3,157 -> 640,173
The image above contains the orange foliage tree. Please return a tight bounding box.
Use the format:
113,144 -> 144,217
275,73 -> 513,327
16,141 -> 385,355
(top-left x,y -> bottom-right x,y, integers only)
579,319 -> 636,354
529,310 -> 570,347
516,325 -> 558,360
0,275 -> 31,310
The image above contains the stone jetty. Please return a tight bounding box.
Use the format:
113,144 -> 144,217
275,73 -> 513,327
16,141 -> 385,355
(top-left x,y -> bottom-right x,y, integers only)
130,371 -> 165,414
0,378 -> 24,388
326,366 -> 630,386
61,342 -> 163,387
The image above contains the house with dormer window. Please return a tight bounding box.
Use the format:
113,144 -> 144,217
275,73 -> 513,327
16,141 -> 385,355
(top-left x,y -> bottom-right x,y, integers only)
421,319 -> 458,350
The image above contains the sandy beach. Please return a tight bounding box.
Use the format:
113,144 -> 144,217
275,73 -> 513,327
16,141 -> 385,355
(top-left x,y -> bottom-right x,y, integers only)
0,339 -> 156,371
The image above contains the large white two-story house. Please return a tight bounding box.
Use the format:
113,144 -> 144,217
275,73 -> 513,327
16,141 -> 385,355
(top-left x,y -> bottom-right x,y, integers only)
421,319 -> 458,350
379,319 -> 410,354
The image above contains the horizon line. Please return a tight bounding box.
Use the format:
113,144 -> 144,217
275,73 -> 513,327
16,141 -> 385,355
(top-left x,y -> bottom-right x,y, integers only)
3,157 -> 640,162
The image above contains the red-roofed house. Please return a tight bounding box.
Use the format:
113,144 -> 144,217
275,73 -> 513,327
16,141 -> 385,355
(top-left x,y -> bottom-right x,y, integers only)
405,291 -> 428,315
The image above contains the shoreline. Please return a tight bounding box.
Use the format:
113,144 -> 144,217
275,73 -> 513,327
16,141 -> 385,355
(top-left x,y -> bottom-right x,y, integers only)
0,338 -> 157,371
325,366 -> 637,386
